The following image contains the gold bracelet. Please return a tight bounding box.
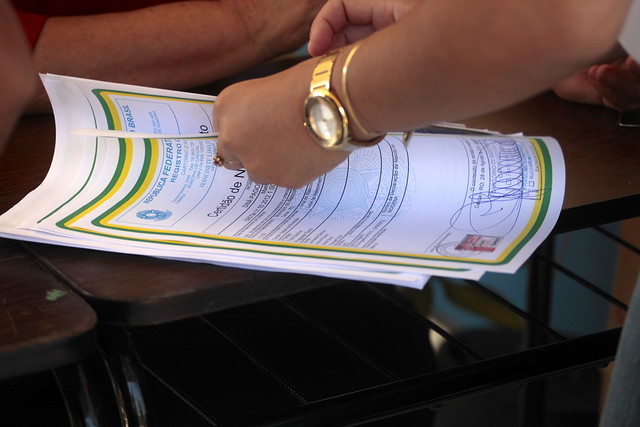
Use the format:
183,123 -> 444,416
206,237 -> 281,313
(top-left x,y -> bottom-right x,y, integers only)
341,42 -> 384,141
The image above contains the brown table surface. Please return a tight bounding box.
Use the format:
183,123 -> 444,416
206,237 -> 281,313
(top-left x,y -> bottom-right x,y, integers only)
0,238 -> 96,379
0,89 -> 638,330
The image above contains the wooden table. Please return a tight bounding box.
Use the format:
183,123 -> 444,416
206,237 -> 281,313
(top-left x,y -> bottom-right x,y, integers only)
2,90 -> 637,327
0,237 -> 96,380
1,86 -> 638,426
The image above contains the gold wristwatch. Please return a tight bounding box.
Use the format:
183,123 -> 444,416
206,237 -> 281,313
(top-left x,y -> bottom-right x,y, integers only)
303,51 -> 381,151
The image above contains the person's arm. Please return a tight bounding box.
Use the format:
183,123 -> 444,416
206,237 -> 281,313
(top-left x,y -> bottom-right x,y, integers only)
0,0 -> 37,153
28,0 -> 326,112
213,0 -> 630,188
327,0 -> 627,131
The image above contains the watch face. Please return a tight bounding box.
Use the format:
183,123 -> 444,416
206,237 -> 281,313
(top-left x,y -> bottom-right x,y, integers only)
305,96 -> 343,146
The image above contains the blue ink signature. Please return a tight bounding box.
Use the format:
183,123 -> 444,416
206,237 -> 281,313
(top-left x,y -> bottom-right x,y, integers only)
449,139 -> 548,236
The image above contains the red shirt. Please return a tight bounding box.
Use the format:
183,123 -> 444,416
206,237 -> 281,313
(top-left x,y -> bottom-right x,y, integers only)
12,0 -> 186,49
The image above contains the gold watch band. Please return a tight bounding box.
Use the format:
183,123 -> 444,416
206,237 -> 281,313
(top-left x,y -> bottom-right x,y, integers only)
309,51 -> 339,93
304,49 -> 385,151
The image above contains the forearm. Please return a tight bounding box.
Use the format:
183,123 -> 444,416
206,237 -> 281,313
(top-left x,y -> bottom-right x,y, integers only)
212,0 -> 632,188
30,1 -> 316,111
339,0 -> 630,133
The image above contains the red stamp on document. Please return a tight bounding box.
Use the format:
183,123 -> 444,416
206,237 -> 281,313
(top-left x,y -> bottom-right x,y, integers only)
455,234 -> 502,252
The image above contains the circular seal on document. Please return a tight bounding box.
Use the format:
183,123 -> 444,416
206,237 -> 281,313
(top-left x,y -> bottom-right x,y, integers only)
136,209 -> 173,221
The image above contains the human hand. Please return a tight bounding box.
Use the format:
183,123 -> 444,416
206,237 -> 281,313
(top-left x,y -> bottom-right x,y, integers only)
213,60 -> 349,188
552,56 -> 640,112
308,0 -> 417,57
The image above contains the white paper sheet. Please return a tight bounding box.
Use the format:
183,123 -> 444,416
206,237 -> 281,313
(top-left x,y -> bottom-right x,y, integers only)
0,75 -> 566,288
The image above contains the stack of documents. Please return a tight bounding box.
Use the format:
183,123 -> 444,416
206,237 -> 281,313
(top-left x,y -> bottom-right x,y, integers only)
0,75 -> 565,288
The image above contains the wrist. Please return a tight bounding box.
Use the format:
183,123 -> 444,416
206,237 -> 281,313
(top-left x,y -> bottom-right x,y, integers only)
302,43 -> 386,152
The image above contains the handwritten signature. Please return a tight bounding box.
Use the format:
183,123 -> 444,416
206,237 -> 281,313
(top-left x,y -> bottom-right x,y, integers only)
450,139 -> 548,236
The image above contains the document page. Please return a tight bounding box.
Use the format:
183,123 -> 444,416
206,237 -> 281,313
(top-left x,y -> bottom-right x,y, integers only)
0,75 -> 566,288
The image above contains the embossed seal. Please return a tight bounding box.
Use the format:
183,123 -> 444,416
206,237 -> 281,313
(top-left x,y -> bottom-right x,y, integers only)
136,209 -> 172,221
